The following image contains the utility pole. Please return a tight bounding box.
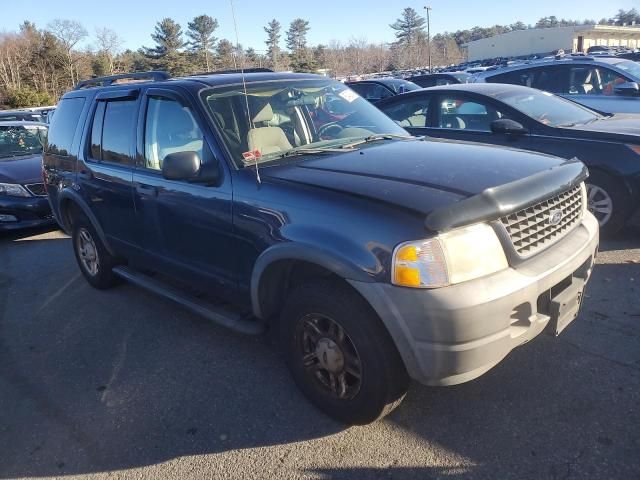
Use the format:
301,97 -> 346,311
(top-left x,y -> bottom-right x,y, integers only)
424,6 -> 432,72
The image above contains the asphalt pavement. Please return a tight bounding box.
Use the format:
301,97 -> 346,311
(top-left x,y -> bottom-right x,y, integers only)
0,226 -> 639,480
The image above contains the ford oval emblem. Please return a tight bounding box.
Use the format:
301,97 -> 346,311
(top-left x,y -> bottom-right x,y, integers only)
549,210 -> 563,225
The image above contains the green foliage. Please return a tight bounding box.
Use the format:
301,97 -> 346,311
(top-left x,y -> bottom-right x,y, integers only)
264,19 -> 282,70
390,8 -> 426,46
286,19 -> 310,52
186,15 -> 218,70
145,18 -> 185,58
5,87 -> 54,108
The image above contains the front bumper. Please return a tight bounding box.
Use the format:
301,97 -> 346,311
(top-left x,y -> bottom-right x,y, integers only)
0,195 -> 55,231
350,213 -> 599,386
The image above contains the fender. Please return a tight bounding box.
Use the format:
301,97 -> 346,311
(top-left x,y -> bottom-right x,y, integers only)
250,242 -> 374,319
57,188 -> 116,256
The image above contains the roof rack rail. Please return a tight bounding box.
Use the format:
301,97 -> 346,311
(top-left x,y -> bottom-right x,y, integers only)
189,67 -> 273,76
75,71 -> 170,90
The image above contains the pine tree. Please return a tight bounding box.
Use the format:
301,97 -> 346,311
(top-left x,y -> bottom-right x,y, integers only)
143,18 -> 188,75
390,8 -> 426,46
216,39 -> 236,70
186,15 -> 218,71
286,19 -> 312,72
264,19 -> 282,70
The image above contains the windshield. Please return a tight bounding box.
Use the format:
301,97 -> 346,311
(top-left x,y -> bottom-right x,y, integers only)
493,89 -> 599,127
614,60 -> 640,80
384,79 -> 421,94
200,78 -> 408,166
0,125 -> 47,159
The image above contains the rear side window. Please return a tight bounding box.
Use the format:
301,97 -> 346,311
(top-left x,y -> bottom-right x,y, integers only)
47,97 -> 85,156
381,98 -> 430,127
89,100 -> 136,165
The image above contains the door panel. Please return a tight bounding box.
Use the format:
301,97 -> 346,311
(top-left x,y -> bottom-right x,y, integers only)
81,98 -> 138,253
133,89 -> 236,291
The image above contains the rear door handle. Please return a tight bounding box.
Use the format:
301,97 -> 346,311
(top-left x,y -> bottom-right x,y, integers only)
135,184 -> 158,197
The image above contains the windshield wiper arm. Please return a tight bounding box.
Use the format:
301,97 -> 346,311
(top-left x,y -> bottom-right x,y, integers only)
340,134 -> 415,149
276,147 -> 353,159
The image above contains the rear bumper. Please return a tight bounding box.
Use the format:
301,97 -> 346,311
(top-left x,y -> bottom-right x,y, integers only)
0,195 -> 55,231
350,213 -> 599,386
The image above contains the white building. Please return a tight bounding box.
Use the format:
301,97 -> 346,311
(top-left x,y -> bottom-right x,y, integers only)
464,25 -> 640,62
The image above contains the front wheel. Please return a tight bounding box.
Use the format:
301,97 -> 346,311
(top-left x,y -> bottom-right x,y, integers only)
280,280 -> 409,425
586,172 -> 633,237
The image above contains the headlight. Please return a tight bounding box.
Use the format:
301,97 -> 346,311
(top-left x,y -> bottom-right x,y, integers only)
392,223 -> 508,288
0,183 -> 30,197
626,144 -> 640,155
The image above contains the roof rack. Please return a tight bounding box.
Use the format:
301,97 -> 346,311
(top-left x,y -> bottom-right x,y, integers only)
75,71 -> 170,90
189,67 -> 273,76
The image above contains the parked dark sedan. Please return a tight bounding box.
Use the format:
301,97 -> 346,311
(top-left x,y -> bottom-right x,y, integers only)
0,122 -> 54,231
408,72 -> 471,88
345,78 -> 420,104
377,83 -> 640,235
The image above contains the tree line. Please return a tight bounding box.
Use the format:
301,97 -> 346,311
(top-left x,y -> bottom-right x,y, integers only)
0,7 -> 638,108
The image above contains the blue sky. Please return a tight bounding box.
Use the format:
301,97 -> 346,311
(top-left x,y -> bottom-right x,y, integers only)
1,0 -> 637,52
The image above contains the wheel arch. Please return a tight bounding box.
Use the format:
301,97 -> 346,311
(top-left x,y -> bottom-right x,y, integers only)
250,243 -> 374,320
57,189 -> 116,255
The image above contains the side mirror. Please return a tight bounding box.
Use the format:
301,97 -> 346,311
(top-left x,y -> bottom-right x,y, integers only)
614,81 -> 640,96
161,151 -> 201,181
491,118 -> 528,135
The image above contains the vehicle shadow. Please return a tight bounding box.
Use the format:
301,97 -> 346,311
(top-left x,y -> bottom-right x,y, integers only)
599,225 -> 640,252
0,237 -> 638,479
0,236 -> 343,478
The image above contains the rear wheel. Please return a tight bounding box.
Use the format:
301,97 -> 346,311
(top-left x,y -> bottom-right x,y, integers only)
72,214 -> 120,289
280,279 -> 409,425
586,171 -> 633,237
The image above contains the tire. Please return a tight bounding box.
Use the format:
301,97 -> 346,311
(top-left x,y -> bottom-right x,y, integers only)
71,213 -> 120,289
586,171 -> 633,237
280,279 -> 410,425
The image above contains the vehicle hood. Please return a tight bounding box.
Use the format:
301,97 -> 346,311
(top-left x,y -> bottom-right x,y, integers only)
263,138 -> 567,216
563,114 -> 640,140
0,154 -> 43,184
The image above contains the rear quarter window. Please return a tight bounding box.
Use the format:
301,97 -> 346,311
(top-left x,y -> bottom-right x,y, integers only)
47,97 -> 85,156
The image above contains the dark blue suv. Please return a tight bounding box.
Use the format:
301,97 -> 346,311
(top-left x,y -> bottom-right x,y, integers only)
43,70 -> 599,424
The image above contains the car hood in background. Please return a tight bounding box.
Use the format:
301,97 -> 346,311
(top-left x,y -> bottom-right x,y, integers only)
0,154 -> 43,184
563,114 -> 640,139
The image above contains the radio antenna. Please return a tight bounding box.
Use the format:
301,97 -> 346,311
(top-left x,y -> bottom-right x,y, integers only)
229,0 -> 261,184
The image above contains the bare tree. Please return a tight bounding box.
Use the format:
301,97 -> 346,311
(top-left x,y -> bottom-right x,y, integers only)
47,19 -> 87,85
95,27 -> 122,74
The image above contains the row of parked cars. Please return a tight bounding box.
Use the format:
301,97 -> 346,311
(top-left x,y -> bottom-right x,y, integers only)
0,60 -> 635,424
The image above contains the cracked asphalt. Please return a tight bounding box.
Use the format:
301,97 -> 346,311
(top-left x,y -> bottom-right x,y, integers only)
0,226 -> 639,480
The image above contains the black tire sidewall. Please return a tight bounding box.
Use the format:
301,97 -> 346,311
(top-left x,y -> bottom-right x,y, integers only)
280,280 -> 408,425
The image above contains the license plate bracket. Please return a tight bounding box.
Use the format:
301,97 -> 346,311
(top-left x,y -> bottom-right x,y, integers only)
545,278 -> 586,336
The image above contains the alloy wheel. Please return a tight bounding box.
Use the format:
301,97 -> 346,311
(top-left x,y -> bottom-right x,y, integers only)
586,183 -> 613,227
77,227 -> 100,276
297,313 -> 363,400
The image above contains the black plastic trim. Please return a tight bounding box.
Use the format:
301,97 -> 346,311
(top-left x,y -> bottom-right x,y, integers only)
425,158 -> 588,232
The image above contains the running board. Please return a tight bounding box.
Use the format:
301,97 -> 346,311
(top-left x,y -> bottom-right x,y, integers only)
112,266 -> 265,335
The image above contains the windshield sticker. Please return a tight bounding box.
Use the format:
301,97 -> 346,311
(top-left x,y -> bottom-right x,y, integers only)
242,149 -> 262,162
339,89 -> 359,103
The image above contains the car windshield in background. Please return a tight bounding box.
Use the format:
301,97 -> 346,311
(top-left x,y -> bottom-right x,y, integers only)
452,73 -> 472,83
494,90 -> 599,127
384,79 -> 421,93
614,60 -> 640,80
201,78 -> 409,166
0,125 -> 47,159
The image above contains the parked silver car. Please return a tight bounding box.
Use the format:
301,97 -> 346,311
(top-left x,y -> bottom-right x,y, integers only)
474,57 -> 640,114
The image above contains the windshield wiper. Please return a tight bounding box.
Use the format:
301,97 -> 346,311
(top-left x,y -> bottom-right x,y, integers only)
340,134 -> 416,149
278,146 -> 352,158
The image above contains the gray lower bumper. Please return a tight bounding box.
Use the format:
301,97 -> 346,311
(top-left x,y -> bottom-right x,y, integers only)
350,213 -> 599,386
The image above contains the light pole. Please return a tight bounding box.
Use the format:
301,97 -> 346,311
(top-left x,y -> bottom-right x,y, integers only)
424,6 -> 432,72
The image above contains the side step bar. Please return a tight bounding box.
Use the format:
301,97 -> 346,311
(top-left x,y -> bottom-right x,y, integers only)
112,266 -> 266,335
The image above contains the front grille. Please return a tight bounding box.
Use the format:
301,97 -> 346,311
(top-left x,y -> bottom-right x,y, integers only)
24,183 -> 47,197
500,184 -> 584,257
